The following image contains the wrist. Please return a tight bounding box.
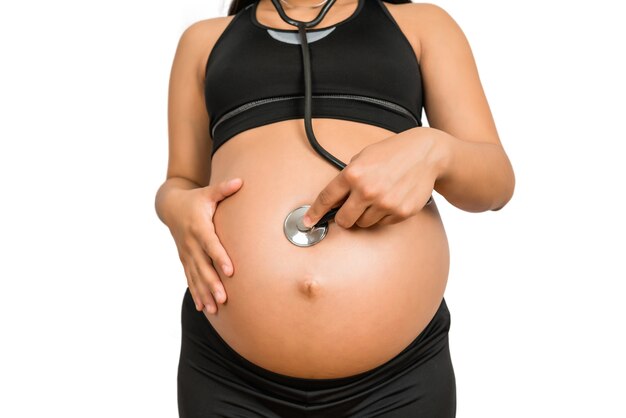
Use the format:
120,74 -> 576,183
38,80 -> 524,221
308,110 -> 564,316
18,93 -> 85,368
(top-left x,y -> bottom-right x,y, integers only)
419,127 -> 454,183
155,177 -> 201,228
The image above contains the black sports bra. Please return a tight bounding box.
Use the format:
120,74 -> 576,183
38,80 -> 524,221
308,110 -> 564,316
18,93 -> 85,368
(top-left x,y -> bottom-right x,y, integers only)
204,0 -> 424,157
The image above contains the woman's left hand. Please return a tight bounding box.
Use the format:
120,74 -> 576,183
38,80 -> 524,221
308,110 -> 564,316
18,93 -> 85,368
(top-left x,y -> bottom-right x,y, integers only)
302,128 -> 447,229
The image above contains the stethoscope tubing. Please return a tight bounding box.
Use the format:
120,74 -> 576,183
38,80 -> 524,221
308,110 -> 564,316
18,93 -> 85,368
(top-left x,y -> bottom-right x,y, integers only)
270,0 -> 338,29
270,0 -> 345,229
270,0 -> 432,239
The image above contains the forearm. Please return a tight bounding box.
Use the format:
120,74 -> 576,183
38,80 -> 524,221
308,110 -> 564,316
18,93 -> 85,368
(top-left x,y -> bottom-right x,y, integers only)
427,127 -> 515,212
154,176 -> 202,228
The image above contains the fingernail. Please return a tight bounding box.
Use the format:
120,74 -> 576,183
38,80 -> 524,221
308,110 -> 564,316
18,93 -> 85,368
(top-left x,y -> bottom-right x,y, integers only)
215,290 -> 225,304
222,263 -> 231,276
302,215 -> 311,228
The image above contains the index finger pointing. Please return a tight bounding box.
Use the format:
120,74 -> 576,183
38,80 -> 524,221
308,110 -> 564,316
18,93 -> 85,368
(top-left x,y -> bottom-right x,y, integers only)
302,173 -> 350,228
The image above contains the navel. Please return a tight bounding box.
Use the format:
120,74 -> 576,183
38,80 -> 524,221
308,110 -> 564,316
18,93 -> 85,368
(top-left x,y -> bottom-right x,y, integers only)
298,273 -> 323,298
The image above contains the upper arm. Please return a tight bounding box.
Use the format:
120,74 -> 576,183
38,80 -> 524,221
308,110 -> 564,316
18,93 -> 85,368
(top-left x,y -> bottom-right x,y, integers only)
415,3 -> 502,147
166,17 -> 232,187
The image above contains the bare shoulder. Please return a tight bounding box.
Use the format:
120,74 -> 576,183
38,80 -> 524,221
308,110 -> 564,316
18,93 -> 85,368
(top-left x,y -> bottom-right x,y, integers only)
173,15 -> 238,79
384,2 -> 456,26
379,2 -> 459,62
180,15 -> 236,45
387,3 -> 461,39
410,2 -> 455,18
413,3 -> 463,35
383,0 -> 460,48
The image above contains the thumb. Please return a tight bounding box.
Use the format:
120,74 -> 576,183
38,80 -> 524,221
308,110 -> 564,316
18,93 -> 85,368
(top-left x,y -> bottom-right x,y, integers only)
207,178 -> 243,202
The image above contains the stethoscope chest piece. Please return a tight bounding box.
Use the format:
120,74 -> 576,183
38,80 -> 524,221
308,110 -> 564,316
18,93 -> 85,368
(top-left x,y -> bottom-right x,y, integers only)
283,204 -> 328,247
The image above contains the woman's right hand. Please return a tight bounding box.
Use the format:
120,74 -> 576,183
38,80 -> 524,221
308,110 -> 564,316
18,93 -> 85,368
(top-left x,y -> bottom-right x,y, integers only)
168,178 -> 244,314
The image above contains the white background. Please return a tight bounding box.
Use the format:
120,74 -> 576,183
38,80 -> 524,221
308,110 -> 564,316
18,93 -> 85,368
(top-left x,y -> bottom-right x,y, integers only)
1,0 -> 624,417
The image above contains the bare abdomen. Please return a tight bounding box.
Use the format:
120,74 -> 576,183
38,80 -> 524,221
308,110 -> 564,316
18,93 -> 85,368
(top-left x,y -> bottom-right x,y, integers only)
205,118 -> 450,379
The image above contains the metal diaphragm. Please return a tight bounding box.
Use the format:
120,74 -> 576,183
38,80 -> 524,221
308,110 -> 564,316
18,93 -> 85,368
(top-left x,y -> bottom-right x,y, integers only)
283,204 -> 328,247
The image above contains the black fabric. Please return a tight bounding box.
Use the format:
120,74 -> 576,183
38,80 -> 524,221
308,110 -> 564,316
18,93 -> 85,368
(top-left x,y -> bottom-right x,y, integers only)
178,287 -> 456,417
204,0 -> 424,157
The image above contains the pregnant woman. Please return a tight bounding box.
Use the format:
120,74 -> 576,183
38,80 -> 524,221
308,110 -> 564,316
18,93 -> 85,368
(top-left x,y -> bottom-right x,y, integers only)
155,0 -> 515,416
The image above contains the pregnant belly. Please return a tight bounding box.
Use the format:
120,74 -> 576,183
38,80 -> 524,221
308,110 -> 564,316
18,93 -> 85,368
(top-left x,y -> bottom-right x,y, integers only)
206,119 -> 450,379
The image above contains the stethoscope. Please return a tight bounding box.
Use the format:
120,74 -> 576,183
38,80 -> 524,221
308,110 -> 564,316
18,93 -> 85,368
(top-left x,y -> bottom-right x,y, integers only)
274,0 -> 433,247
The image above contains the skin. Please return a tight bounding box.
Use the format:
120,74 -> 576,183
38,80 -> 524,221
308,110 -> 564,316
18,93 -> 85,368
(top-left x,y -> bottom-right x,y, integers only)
155,0 -> 515,378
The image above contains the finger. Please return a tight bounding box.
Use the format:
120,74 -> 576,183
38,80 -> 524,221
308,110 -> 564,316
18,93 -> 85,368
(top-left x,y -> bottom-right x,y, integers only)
378,209 -> 414,226
207,178 -> 243,203
378,214 -> 398,226
182,262 -> 203,311
355,204 -> 388,228
302,173 -> 351,228
193,246 -> 228,305
332,192 -> 368,229
189,260 -> 218,314
197,224 -> 233,277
